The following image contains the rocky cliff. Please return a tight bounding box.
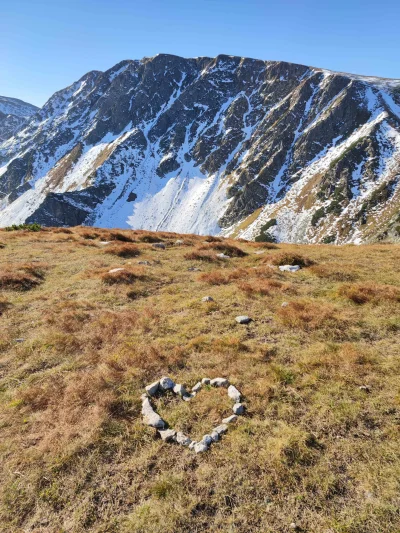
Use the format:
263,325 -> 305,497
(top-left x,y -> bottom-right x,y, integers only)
0,54 -> 399,243
0,96 -> 38,143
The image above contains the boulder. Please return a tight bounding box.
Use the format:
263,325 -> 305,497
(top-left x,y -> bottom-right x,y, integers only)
192,382 -> 202,393
176,432 -> 192,446
152,242 -> 166,249
159,429 -> 176,442
222,415 -> 238,424
173,383 -> 188,397
235,316 -> 252,324
228,385 -> 241,402
145,381 -> 160,396
201,434 -> 213,446
194,442 -> 209,453
213,424 -> 228,435
210,430 -> 220,442
159,376 -> 175,391
233,403 -> 245,415
210,377 -> 229,387
201,377 -> 211,385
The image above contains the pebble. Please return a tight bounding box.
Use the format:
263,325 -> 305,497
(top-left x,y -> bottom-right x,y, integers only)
145,381 -> 160,396
159,429 -> 176,442
192,382 -> 202,393
235,315 -> 252,324
233,403 -> 245,415
279,265 -> 300,272
201,377 -> 211,385
108,268 -> 125,273
222,415 -> 238,424
210,377 -> 229,387
228,385 -> 241,402
152,242 -> 166,249
176,432 -> 192,446
159,376 -> 175,391
202,296 -> 214,302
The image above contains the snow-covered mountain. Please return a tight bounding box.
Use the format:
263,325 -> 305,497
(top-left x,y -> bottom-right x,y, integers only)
0,96 -> 38,143
1,54 -> 399,243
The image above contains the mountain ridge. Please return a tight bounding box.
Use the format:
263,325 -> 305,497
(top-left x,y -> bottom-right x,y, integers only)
1,54 -> 399,243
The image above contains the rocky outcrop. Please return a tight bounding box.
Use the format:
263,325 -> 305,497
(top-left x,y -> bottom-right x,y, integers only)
0,96 -> 38,142
0,55 -> 399,243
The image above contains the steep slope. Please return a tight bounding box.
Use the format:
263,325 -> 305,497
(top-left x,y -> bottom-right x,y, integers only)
0,54 -> 399,243
0,96 -> 38,142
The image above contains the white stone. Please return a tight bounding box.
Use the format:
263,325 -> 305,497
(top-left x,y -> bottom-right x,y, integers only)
201,434 -> 213,446
194,442 -> 209,453
235,315 -> 252,324
281,301 -> 289,307
222,415 -> 238,424
214,424 -> 228,435
202,296 -> 214,302
175,239 -> 184,245
210,430 -> 220,442
108,268 -> 125,273
183,393 -> 195,401
173,383 -> 188,397
210,377 -> 229,387
201,378 -> 211,385
145,381 -> 159,396
159,429 -> 176,442
99,241 -> 110,245
192,382 -> 202,393
176,432 -> 192,446
228,385 -> 241,402
216,253 -> 230,259
233,403 -> 245,415
279,265 -> 300,272
143,411 -> 166,429
159,376 -> 175,391
188,441 -> 197,450
152,242 -> 166,249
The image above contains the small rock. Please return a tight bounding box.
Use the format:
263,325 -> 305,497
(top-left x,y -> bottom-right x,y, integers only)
201,434 -> 214,446
213,424 -> 228,435
173,383 -> 189,397
138,260 -> 151,265
216,253 -> 230,259
175,239 -> 184,245
233,403 -> 245,415
15,338 -> 25,343
145,381 -> 159,396
201,377 -> 211,385
254,250 -> 265,254
235,315 -> 252,324
188,266 -> 201,272
222,415 -> 238,424
202,296 -> 214,302
289,523 -> 298,530
152,242 -> 166,249
159,376 -> 175,391
194,442 -> 209,453
176,432 -> 192,446
281,301 -> 289,307
192,382 -> 202,393
108,268 -> 125,273
210,430 -> 220,442
210,377 -> 229,387
228,385 -> 241,402
99,241 -> 110,245
159,429 -> 176,442
183,393 -> 195,401
143,411 -> 166,429
359,385 -> 371,393
279,265 -> 300,272
188,441 -> 197,450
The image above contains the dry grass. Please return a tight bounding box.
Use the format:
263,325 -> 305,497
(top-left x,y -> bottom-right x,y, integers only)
199,241 -> 248,257
266,252 -> 315,267
105,243 -> 141,258
0,229 -> 399,533
0,262 -> 48,290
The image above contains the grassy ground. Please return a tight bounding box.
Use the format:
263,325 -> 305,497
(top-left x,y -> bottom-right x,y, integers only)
0,227 -> 399,533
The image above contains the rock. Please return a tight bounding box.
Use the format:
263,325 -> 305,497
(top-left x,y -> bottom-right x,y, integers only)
228,385 -> 241,402
201,377 -> 211,385
201,434 -> 214,446
210,430 -> 220,442
175,239 -> 184,245
187,266 -> 201,272
173,383 -> 189,397
145,381 -> 160,396
138,260 -> 151,265
235,315 -> 252,324
159,376 -> 175,391
216,253 -> 230,259
15,338 -> 25,343
192,382 -> 202,393
281,301 -> 289,307
188,441 -> 197,450
279,265 -> 300,272
99,241 -> 110,245
359,385 -> 371,393
233,403 -> 245,415
176,432 -> 192,446
254,250 -> 265,254
222,415 -> 238,424
182,393 -> 195,401
152,242 -> 166,249
210,377 -> 229,387
213,424 -> 228,435
159,429 -> 176,442
202,296 -> 214,302
108,268 -> 125,273
141,397 -> 166,428
194,442 -> 209,453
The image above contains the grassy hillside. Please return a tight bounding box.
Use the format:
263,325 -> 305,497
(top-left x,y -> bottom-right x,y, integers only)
0,227 -> 399,533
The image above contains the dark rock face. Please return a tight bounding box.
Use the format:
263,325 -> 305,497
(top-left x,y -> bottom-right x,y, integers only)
0,54 -> 399,243
0,96 -> 38,143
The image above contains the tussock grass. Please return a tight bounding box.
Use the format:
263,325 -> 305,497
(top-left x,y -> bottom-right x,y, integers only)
266,252 -> 315,267
105,243 -> 141,258
101,267 -> 147,285
199,242 -> 248,257
0,227 -> 399,533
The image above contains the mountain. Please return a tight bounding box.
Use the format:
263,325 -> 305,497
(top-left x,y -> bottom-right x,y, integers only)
0,54 -> 399,243
0,96 -> 38,143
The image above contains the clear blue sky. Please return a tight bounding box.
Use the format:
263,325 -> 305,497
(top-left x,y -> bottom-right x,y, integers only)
1,0 -> 399,107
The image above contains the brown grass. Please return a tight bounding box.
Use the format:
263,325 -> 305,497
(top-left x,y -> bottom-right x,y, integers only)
184,249 -> 220,262
101,268 -> 147,285
339,282 -> 400,304
277,298 -> 348,333
105,244 -> 141,258
199,242 -> 248,257
109,231 -> 136,243
0,263 -> 48,291
238,279 -> 292,296
266,252 -> 315,267
310,263 -> 358,281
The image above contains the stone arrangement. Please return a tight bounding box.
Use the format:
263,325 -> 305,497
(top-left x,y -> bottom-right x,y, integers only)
141,376 -> 246,453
